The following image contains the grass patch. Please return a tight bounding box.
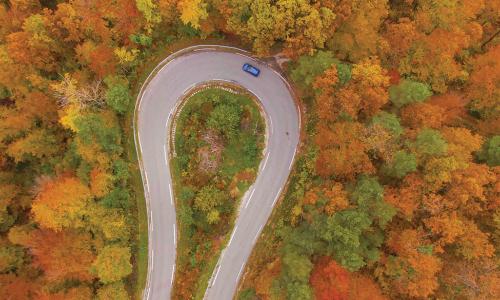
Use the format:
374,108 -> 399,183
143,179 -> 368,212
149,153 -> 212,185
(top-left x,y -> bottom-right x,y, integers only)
171,88 -> 265,299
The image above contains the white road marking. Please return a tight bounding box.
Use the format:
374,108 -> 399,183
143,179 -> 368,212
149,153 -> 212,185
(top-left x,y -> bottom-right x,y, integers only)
144,172 -> 151,195
237,263 -> 245,280
171,265 -> 175,284
151,249 -> 154,269
272,193 -> 280,207
288,159 -> 294,171
258,224 -> 264,235
228,226 -> 238,246
213,265 -> 221,285
173,224 -> 176,244
269,116 -> 273,135
169,183 -> 174,205
245,189 -> 255,209
262,152 -> 270,170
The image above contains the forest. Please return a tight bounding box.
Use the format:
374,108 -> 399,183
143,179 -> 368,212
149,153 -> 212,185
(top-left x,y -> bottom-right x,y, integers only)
172,88 -> 265,299
0,0 -> 498,299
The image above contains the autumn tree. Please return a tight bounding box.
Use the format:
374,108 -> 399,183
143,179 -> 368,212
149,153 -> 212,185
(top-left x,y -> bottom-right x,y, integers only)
92,245 -> 132,283
349,274 -> 387,300
29,229 -> 96,282
382,18 -> 420,68
399,28 -> 470,93
315,121 -> 374,179
223,0 -> 336,56
400,102 -> 445,129
329,0 -> 388,62
441,126 -> 483,167
466,44 -> 500,119
136,0 -> 161,31
341,57 -> 390,119
97,282 -> 130,300
31,175 -> 92,231
6,128 -> 62,163
177,0 -> 208,29
384,174 -> 424,219
0,274 -> 39,300
437,257 -> 500,300
254,258 -> 281,299
193,185 -> 227,225
377,229 -> 442,298
0,238 -> 25,273
310,257 -> 350,300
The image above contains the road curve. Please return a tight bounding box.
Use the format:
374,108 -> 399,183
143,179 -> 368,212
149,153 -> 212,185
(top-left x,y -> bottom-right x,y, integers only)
134,46 -> 299,300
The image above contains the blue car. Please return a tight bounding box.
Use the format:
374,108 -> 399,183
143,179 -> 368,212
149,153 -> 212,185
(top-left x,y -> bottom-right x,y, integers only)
242,63 -> 260,77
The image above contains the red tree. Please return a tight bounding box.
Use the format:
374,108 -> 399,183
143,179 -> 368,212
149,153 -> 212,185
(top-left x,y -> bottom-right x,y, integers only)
310,257 -> 350,300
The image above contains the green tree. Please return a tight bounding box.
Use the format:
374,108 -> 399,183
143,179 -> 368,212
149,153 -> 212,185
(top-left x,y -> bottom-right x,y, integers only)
193,185 -> 226,225
478,136 -> 500,166
291,51 -> 351,88
105,78 -> 131,114
207,104 -> 241,140
74,112 -> 123,155
135,0 -> 161,30
291,51 -> 335,88
286,281 -> 313,300
383,150 -> 417,179
389,79 -> 433,108
101,188 -> 131,209
414,128 -> 448,158
0,241 -> 25,273
316,210 -> 373,271
282,250 -> 313,282
282,250 -> 313,300
93,245 -> 132,284
193,185 -> 225,212
371,112 -> 403,136
351,176 -> 396,228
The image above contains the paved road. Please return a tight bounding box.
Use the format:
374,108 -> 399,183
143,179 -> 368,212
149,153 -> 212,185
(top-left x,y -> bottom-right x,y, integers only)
135,46 -> 299,300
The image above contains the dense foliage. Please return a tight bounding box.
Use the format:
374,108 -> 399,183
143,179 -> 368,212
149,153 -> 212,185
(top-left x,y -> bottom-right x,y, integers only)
0,0 -> 498,299
237,1 -> 500,300
172,88 -> 264,299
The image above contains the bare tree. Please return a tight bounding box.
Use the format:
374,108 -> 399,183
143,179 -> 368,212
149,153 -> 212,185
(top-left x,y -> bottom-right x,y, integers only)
52,74 -> 105,109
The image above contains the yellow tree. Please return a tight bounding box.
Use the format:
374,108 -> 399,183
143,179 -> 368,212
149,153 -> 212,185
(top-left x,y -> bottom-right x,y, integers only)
31,176 -> 92,231
177,0 -> 208,29
330,0 -> 388,62
348,57 -> 390,118
223,0 -> 336,56
92,245 -> 132,283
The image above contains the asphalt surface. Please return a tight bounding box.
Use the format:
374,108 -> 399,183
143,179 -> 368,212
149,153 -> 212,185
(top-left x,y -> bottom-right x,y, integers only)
136,47 -> 299,300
